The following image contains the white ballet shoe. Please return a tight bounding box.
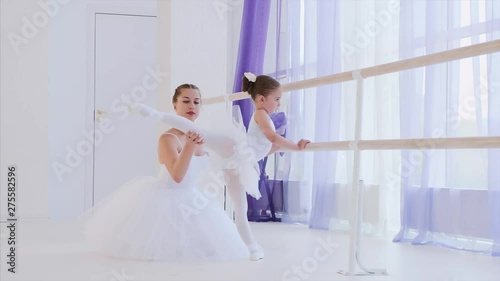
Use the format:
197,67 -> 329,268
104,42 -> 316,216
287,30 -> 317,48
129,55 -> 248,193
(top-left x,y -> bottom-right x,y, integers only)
247,242 -> 264,261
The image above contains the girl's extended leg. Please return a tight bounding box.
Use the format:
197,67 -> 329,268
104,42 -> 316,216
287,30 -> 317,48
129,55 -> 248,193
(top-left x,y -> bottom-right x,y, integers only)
130,103 -> 236,158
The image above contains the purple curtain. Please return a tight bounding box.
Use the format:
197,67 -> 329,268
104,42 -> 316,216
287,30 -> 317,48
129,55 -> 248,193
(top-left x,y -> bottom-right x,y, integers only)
230,0 -> 272,220
232,0 -> 271,129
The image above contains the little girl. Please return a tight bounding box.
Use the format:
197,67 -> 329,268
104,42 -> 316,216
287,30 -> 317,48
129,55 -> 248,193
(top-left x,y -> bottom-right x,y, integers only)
242,72 -> 310,159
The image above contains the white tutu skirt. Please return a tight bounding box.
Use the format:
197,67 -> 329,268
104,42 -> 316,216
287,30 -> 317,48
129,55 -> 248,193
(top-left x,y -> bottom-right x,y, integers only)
198,104 -> 261,199
84,176 -> 249,262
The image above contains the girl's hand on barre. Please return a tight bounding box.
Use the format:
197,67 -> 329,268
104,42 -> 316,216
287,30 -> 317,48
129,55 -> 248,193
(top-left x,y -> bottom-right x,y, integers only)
298,139 -> 311,150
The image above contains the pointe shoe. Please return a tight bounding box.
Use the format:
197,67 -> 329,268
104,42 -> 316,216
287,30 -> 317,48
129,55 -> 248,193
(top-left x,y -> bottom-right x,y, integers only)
248,242 -> 264,261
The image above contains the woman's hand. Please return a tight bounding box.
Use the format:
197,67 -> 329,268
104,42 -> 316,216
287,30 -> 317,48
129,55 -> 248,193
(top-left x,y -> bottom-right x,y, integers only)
185,130 -> 205,146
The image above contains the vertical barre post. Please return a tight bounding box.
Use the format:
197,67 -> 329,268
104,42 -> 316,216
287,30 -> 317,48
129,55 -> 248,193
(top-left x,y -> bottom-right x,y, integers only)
348,71 -> 364,274
338,70 -> 387,276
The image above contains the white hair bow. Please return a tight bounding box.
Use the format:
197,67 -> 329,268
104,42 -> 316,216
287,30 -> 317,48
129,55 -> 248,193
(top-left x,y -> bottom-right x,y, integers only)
244,72 -> 257,83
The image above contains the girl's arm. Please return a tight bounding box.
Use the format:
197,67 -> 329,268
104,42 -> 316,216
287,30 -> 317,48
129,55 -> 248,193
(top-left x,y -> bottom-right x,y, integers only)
254,110 -> 309,151
267,140 -> 309,156
267,144 -> 281,156
158,131 -> 203,183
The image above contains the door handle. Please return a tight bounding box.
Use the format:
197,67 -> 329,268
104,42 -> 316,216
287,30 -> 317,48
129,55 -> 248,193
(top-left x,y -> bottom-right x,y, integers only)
95,109 -> 109,123
96,109 -> 108,115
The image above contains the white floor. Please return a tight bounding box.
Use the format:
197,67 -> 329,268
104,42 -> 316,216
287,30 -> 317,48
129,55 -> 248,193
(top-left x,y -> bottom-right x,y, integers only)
1,220 -> 499,281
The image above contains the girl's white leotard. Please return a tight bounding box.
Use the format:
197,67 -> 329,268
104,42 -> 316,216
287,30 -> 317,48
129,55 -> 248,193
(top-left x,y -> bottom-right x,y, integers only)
246,113 -> 275,162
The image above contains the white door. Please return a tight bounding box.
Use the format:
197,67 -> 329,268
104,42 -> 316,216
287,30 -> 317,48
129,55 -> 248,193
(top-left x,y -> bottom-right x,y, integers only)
92,13 -> 157,206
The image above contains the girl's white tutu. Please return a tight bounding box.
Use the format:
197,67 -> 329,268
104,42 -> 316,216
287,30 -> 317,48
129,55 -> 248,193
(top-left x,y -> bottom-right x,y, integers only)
84,154 -> 249,261
197,104 -> 262,199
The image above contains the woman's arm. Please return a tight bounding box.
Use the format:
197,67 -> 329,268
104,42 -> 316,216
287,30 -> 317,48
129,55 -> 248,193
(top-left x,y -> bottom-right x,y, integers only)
158,132 -> 203,183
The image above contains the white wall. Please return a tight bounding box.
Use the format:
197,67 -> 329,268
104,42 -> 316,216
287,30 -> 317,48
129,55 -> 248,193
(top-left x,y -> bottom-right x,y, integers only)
1,0 -> 52,220
47,0 -> 159,219
0,0 -> 236,220
167,0 -> 231,103
226,0 -> 244,93
48,0 -> 88,219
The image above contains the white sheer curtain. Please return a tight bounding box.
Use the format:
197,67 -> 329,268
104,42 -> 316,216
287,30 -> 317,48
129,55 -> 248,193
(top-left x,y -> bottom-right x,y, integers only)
395,0 -> 500,255
261,1 -> 499,254
486,0 -> 500,255
334,0 -> 401,235
262,0 -> 401,234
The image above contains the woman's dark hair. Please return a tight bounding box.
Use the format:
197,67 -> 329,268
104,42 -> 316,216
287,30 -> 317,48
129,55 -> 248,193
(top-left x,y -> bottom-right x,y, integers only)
242,75 -> 281,101
172,84 -> 201,103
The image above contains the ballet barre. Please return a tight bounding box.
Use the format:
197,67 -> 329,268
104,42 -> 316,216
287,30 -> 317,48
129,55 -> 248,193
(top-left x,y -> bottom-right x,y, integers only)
204,39 -> 500,105
204,39 -> 500,276
304,137 -> 500,151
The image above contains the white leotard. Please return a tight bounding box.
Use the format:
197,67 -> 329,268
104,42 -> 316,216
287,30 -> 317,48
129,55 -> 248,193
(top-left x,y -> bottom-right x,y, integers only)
246,113 -> 275,162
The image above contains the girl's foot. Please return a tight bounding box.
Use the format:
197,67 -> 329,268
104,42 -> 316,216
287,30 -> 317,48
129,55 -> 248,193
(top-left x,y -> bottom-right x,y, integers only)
247,241 -> 264,261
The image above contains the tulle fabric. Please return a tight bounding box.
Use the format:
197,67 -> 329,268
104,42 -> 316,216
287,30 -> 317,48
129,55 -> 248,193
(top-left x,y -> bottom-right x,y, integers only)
83,155 -> 249,262
197,104 -> 261,199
